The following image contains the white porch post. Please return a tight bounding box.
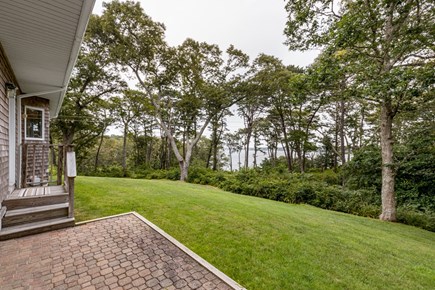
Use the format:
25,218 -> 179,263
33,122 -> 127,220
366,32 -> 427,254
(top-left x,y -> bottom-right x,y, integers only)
8,89 -> 17,192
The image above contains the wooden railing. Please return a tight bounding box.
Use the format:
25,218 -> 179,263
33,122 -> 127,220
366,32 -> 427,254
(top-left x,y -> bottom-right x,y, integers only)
22,143 -> 64,187
21,143 -> 76,217
21,144 -> 76,187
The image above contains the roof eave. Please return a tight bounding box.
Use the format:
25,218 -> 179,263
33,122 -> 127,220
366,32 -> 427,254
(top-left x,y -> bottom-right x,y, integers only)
52,0 -> 96,118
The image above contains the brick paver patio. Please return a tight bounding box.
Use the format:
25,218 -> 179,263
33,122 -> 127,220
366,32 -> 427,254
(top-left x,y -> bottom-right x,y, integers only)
0,213 -> 243,290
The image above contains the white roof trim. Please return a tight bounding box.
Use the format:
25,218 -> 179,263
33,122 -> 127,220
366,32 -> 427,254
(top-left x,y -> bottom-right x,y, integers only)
18,87 -> 66,99
55,0 -> 96,118
0,0 -> 96,118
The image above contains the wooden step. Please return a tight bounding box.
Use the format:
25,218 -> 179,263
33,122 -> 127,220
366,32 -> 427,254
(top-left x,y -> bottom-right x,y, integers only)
3,203 -> 69,227
8,186 -> 66,198
0,217 -> 75,241
2,193 -> 69,210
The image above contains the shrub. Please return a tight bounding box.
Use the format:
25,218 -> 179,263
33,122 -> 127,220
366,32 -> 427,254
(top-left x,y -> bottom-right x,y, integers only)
88,165 -> 128,178
293,185 -> 316,204
138,167 -> 434,232
165,168 -> 180,180
397,207 -> 435,232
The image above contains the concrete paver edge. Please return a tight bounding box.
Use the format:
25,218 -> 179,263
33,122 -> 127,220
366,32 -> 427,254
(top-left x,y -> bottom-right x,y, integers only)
76,211 -> 247,290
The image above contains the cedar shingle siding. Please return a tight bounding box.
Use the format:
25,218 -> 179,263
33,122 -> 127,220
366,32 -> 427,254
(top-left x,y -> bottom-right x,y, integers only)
0,44 -> 15,204
21,97 -> 50,185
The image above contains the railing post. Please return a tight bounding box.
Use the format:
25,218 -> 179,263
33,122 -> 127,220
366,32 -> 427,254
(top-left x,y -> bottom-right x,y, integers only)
49,145 -> 54,184
57,145 -> 64,185
66,146 -> 76,218
21,144 -> 28,188
32,144 -> 36,184
41,144 -> 45,184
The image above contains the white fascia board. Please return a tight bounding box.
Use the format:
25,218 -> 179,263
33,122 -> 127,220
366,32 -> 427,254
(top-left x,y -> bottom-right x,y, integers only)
53,0 -> 97,118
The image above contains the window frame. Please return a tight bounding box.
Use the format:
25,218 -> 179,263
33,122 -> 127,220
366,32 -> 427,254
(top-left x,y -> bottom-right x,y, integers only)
24,105 -> 45,141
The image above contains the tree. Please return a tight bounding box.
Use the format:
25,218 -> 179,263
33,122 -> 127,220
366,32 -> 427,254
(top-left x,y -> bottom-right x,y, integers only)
224,132 -> 240,171
53,15 -> 124,159
237,56 -> 270,169
284,0 -> 435,221
112,90 -> 144,176
99,1 -> 248,180
206,110 -> 229,170
94,101 -> 113,171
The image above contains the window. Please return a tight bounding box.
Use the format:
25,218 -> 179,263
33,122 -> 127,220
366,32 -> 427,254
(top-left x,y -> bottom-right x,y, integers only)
25,106 -> 44,140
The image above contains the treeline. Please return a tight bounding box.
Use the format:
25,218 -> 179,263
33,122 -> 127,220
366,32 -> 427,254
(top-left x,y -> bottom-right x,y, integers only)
75,132 -> 435,231
51,0 -> 434,226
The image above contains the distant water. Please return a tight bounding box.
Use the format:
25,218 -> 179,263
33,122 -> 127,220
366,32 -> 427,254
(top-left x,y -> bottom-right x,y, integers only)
224,148 -> 286,170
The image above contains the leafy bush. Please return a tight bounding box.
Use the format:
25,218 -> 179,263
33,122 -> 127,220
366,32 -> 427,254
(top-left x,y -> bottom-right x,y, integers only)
397,206 -> 435,232
83,165 -> 128,178
342,145 -> 382,190
145,169 -> 180,180
138,167 -> 433,232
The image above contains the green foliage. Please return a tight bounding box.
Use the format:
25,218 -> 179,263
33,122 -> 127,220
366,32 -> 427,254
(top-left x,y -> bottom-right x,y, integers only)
89,165 -> 128,178
342,145 -> 382,190
344,130 -> 435,213
52,14 -> 125,154
397,207 -> 435,232
284,0 -> 435,220
395,121 -> 435,211
75,177 -> 435,290
63,0 -> 434,229
145,168 -> 180,181
139,168 -> 434,231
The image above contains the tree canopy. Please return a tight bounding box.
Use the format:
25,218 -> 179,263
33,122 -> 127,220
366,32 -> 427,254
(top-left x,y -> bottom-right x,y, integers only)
52,0 -> 434,228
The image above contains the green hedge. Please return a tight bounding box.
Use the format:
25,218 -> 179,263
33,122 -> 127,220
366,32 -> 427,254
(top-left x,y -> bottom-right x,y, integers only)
86,166 -> 434,231
137,167 -> 434,232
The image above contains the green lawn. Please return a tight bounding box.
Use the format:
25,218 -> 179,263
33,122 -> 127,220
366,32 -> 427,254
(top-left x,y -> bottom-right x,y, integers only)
75,176 -> 435,290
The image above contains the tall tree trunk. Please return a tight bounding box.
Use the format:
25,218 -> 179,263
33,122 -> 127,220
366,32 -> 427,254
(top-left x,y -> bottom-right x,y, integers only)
179,161 -> 189,181
206,142 -> 213,169
179,144 -> 193,181
334,104 -> 340,172
295,143 -> 302,172
301,147 -> 306,173
159,136 -> 166,169
210,120 -> 218,170
63,129 -> 75,146
238,150 -> 241,170
146,137 -> 153,166
253,132 -> 258,168
94,126 -> 106,171
379,101 -> 396,221
182,129 -> 186,159
122,125 -> 128,177
228,147 -> 233,171
49,133 -> 57,169
359,106 -> 365,149
212,122 -> 224,171
166,136 -> 171,169
244,127 -> 252,169
212,143 -> 218,170
339,100 -> 346,165
280,114 -> 293,171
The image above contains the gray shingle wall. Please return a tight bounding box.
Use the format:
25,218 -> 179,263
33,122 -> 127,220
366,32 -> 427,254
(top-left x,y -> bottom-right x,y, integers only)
21,97 -> 50,185
0,44 -> 15,204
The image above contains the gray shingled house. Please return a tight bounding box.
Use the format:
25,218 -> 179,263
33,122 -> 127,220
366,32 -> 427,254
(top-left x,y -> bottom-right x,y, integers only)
0,0 -> 96,240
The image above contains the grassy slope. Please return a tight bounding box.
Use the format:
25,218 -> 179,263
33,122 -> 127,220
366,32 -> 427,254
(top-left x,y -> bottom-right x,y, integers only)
75,176 -> 435,290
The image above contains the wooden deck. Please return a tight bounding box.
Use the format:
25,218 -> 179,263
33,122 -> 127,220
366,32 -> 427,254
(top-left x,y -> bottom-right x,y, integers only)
1,185 -> 72,240
6,185 -> 66,199
0,144 -> 76,240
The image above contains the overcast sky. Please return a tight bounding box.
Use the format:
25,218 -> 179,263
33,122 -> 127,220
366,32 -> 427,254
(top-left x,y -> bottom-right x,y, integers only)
92,0 -> 320,134
92,0 -> 319,67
